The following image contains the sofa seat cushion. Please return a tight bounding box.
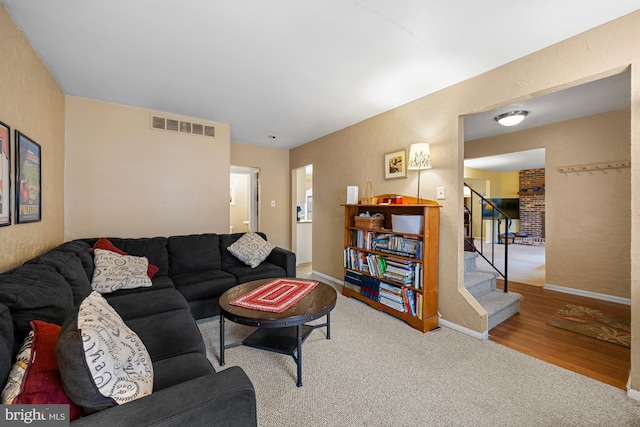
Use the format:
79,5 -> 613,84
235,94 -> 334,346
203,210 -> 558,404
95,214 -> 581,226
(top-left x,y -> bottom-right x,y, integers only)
152,352 -> 215,392
225,263 -> 286,285
124,309 -> 206,362
171,270 -> 237,301
99,276 -> 174,300
57,292 -> 154,413
0,264 -> 74,351
104,288 -> 190,321
168,234 -> 221,275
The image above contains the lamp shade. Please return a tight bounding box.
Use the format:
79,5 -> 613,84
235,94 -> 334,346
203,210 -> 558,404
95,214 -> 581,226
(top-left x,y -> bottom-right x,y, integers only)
408,143 -> 431,170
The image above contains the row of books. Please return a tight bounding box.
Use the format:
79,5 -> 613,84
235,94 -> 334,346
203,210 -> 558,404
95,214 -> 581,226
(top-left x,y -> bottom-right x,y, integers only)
349,230 -> 423,259
344,270 -> 423,319
344,248 -> 423,288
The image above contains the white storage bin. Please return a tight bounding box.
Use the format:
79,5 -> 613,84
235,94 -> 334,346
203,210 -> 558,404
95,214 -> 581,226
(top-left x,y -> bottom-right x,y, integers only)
391,214 -> 424,234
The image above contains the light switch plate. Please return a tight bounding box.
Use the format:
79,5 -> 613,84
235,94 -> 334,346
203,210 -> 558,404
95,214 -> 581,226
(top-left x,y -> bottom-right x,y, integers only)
436,186 -> 445,200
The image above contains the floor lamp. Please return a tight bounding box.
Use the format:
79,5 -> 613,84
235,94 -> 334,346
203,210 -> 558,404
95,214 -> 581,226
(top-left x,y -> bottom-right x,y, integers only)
408,143 -> 431,203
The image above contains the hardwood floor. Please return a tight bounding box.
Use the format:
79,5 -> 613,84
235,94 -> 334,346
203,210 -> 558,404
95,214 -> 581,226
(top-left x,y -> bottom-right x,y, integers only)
490,281 -> 631,389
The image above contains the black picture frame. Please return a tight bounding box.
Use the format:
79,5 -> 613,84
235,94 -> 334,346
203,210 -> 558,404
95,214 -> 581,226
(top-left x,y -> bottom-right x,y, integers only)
15,131 -> 41,223
0,121 -> 10,226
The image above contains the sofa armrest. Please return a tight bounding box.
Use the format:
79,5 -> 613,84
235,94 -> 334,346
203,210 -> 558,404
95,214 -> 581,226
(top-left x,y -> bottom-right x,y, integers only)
266,247 -> 296,277
71,367 -> 256,427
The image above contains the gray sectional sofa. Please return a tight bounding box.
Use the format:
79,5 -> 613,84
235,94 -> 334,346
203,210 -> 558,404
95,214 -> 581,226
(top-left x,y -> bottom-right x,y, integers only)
0,232 -> 296,426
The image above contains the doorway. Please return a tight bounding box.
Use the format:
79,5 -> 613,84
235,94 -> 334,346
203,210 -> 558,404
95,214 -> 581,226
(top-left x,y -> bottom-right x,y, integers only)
463,150 -> 546,287
462,70 -> 631,387
230,166 -> 259,234
292,164 -> 312,275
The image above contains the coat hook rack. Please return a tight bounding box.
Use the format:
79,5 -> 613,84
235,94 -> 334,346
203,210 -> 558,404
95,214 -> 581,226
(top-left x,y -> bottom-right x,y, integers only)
557,160 -> 630,173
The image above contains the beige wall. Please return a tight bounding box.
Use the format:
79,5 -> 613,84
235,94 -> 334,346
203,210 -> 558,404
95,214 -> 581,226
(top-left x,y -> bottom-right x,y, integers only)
65,96 -> 231,239
230,142 -> 290,249
466,109 -> 631,299
463,168 -> 521,236
291,12 -> 640,392
464,168 -> 519,198
0,6 -> 65,272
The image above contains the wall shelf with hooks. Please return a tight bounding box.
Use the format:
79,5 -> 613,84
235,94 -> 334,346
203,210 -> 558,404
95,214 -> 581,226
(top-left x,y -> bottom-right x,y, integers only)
557,161 -> 630,173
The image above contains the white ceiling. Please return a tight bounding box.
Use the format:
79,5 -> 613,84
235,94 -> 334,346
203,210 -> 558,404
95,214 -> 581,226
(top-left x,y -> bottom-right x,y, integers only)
464,148 -> 545,173
3,1 -> 639,150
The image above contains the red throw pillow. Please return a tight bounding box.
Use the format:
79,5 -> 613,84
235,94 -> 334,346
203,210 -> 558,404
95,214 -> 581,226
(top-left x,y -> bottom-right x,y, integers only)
93,237 -> 159,278
13,320 -> 85,421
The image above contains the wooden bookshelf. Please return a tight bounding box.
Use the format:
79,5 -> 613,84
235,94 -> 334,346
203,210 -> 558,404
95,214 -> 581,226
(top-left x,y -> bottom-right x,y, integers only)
342,194 -> 440,332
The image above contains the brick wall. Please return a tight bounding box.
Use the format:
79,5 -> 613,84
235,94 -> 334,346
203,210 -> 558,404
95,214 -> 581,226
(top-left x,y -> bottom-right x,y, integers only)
518,168 -> 545,244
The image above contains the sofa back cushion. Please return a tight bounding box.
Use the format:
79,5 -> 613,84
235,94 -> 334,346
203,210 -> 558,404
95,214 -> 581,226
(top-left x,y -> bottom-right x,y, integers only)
220,232 -> 268,270
54,241 -> 94,280
82,237 -> 169,276
27,250 -> 92,307
168,234 -> 221,276
0,264 -> 75,358
0,303 -> 13,387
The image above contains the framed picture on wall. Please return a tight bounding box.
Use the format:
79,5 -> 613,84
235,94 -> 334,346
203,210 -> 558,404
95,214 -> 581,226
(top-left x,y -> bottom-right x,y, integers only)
0,121 -> 10,226
384,149 -> 407,179
15,131 -> 41,223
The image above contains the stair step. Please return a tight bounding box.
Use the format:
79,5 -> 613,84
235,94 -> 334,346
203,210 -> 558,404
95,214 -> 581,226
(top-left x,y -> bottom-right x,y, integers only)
464,271 -> 496,298
476,290 -> 523,330
464,251 -> 477,272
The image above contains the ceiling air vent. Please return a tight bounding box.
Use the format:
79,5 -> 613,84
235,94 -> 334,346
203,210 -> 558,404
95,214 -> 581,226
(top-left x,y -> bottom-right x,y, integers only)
180,121 -> 192,133
151,116 -> 166,130
192,123 -> 204,135
150,115 -> 215,139
166,119 -> 179,132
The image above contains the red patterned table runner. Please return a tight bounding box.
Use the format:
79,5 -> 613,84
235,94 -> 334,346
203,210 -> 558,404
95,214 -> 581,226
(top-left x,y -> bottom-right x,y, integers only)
229,279 -> 319,313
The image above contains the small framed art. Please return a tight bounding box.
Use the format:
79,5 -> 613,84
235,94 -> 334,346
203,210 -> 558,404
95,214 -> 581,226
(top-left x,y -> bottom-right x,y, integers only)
0,121 -> 10,226
384,149 -> 407,179
15,131 -> 41,223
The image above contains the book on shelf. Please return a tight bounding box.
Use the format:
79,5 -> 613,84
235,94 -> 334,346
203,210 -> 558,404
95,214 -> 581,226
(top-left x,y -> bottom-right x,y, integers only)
379,294 -> 405,312
359,275 -> 381,302
344,270 -> 363,287
350,230 -> 424,259
402,288 -> 417,316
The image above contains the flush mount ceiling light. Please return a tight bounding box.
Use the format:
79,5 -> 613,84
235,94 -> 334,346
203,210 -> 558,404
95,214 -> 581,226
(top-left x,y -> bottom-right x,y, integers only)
494,110 -> 528,127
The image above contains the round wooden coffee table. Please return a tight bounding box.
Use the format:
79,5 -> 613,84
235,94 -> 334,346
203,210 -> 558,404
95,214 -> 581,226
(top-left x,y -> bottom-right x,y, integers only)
219,278 -> 337,387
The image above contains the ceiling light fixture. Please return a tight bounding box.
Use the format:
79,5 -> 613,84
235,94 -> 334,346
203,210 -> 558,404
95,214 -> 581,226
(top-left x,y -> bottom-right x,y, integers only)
494,110 -> 528,127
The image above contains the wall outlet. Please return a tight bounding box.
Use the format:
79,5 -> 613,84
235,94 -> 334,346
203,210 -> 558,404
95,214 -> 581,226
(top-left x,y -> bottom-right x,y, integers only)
436,186 -> 445,200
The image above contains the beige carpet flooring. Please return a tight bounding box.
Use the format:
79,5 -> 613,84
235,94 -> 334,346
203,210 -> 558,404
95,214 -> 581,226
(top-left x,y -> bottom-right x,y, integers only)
197,280 -> 640,426
472,241 -> 545,286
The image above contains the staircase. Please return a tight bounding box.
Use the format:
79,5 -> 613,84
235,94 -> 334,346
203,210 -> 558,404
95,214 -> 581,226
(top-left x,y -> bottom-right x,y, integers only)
464,251 -> 523,330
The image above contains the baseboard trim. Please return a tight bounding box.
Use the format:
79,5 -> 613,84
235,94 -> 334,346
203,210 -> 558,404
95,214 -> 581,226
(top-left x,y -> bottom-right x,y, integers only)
543,284 -> 631,306
311,271 -> 343,286
627,387 -> 640,402
439,318 -> 489,340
